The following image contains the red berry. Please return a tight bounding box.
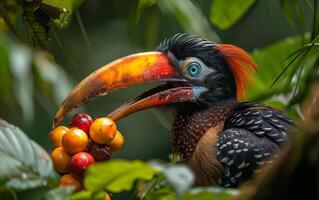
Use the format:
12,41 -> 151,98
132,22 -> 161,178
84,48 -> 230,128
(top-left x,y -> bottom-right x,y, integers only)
70,152 -> 95,178
88,143 -> 111,162
70,113 -> 93,133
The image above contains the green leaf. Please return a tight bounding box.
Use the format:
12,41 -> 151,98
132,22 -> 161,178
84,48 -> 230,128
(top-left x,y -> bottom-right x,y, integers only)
42,0 -> 84,12
246,35 -> 304,101
0,119 -> 54,190
182,187 -> 238,200
138,0 -> 220,41
84,159 -> 159,193
141,175 -> 176,200
144,187 -> 176,200
158,0 -> 220,41
42,187 -> 74,200
149,162 -> 194,195
42,0 -> 84,28
69,190 -> 106,200
210,0 -> 255,30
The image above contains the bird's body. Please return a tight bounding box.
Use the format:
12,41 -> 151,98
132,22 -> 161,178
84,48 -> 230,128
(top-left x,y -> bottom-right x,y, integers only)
172,101 -> 293,187
156,34 -> 294,187
55,33 -> 294,188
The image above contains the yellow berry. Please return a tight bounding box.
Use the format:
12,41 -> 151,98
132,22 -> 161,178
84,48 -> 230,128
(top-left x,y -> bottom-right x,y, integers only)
108,131 -> 124,151
51,147 -> 71,173
62,128 -> 88,155
49,126 -> 69,148
89,118 -> 117,144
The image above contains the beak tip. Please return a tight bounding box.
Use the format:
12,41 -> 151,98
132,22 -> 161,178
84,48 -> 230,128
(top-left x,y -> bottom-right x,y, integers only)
52,108 -> 64,128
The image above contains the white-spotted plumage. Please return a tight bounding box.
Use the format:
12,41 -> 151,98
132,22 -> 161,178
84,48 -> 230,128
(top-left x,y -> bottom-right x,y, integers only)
216,103 -> 294,187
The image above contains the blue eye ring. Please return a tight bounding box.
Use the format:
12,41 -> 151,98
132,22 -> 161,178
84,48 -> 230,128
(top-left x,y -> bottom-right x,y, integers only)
187,62 -> 201,77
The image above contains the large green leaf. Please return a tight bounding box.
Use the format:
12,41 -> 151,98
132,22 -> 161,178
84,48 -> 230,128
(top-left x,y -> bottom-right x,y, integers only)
210,0 -> 255,30
0,119 -> 55,190
84,159 -> 159,193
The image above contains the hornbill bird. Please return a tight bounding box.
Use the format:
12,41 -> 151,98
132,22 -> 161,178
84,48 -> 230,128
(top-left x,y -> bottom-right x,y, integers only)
53,33 -> 294,188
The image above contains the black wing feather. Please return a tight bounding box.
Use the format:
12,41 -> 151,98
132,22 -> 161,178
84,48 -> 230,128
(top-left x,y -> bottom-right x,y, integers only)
216,103 -> 294,187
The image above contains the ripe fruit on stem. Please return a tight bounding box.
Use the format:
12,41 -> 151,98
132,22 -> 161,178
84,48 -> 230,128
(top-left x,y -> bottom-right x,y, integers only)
49,126 -> 69,148
108,131 -> 124,151
88,143 -> 111,161
59,174 -> 82,191
50,147 -> 71,173
70,113 -> 93,133
62,128 -> 88,155
89,118 -> 117,144
70,152 -> 95,178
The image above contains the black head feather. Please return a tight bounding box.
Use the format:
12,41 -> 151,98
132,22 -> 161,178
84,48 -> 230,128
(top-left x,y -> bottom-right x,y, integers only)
157,33 -> 237,106
156,33 -> 222,68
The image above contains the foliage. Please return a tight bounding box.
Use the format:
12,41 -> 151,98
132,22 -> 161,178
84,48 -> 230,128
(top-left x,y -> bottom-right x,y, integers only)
0,0 -> 318,199
0,31 -> 72,123
0,119 -> 75,199
138,0 -> 220,41
84,160 -> 159,193
70,159 -> 238,200
0,119 -> 54,190
43,187 -> 74,200
210,0 -> 256,30
0,0 -> 84,48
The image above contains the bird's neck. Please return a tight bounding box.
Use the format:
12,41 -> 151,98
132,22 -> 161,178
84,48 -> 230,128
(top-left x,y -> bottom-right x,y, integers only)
171,100 -> 236,160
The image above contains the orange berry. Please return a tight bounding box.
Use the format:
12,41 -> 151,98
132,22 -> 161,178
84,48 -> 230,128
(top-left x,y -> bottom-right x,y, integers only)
62,128 -> 88,155
49,126 -> 69,148
105,192 -> 111,200
51,147 -> 71,173
89,118 -> 117,144
59,174 -> 82,191
108,131 -> 124,151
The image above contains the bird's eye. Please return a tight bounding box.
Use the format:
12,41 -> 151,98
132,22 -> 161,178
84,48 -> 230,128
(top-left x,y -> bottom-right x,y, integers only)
187,63 -> 201,77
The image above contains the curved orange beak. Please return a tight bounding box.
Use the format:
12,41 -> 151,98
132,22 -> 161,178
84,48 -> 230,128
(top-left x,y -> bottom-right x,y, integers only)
53,52 -> 194,127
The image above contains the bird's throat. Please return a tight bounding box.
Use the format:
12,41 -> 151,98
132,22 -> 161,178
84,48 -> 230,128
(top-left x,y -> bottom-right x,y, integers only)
171,101 -> 235,161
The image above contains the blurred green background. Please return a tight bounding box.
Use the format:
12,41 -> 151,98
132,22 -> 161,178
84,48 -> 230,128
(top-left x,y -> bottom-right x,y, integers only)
0,0 -> 315,161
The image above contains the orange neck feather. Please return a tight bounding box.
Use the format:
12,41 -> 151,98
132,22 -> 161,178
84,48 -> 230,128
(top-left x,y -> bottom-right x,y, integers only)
217,44 -> 257,99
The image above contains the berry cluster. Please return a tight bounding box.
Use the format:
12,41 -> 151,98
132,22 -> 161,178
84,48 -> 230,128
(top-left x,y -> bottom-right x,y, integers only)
49,113 -> 124,199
